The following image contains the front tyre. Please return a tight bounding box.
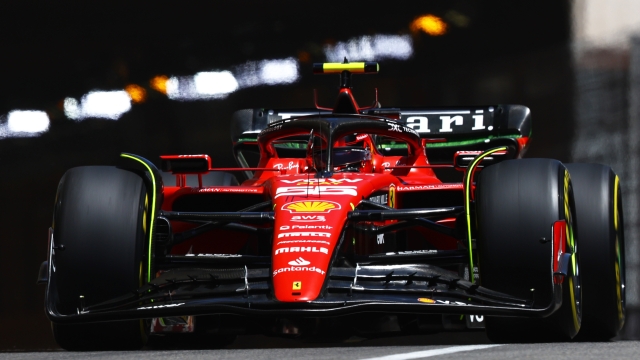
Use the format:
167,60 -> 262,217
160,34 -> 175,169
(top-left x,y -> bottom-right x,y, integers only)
476,159 -> 581,343
566,163 -> 625,341
51,166 -> 148,350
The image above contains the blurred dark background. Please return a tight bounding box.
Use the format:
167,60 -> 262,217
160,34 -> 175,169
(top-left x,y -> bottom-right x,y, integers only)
1,0 -> 637,350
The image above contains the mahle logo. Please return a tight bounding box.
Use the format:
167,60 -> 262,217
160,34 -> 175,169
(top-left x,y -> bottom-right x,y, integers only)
282,201 -> 341,213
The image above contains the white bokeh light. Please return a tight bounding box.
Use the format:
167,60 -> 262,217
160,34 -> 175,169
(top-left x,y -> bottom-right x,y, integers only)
194,71 -> 239,95
0,110 -> 50,138
81,91 -> 132,120
235,58 -> 300,88
63,91 -> 132,121
324,34 -> 414,62
7,110 -> 50,133
166,72 -> 240,101
259,58 -> 299,85
63,97 -> 81,120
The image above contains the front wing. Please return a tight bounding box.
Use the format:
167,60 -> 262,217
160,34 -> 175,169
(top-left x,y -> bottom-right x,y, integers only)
45,252 -> 562,324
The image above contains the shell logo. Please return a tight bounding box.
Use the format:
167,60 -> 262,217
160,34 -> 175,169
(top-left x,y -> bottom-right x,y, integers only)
281,201 -> 341,213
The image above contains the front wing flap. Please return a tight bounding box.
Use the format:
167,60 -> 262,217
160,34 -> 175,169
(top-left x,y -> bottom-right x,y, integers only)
46,261 -> 560,324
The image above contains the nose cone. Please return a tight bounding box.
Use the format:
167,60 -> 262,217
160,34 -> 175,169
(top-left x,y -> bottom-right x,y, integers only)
270,174 -> 382,302
272,254 -> 329,301
272,199 -> 347,302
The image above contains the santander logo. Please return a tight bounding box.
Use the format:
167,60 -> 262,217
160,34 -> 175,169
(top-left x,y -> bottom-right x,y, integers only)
288,257 -> 311,266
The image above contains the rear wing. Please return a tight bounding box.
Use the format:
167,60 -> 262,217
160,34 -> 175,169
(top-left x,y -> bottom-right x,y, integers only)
232,105 -> 530,146
230,105 -> 531,176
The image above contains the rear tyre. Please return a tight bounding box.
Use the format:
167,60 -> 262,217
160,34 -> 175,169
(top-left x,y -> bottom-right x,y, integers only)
566,163 -> 625,341
51,166 -> 148,350
476,159 -> 581,343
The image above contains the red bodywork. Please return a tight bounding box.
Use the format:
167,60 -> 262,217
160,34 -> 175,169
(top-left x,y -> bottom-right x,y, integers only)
159,85 -> 477,303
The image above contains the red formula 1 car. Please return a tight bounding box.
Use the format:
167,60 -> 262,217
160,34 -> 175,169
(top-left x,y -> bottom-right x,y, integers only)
39,62 -> 626,350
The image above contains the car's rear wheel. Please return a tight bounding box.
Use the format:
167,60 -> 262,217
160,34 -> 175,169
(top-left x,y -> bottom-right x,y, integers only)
476,159 -> 581,343
51,166 -> 148,350
566,163 -> 625,341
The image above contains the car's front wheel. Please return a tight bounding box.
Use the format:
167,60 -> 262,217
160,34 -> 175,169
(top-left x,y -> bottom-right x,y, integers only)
476,158 -> 581,343
51,166 -> 148,350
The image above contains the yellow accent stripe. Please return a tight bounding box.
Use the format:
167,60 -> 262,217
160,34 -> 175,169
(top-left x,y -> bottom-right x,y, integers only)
614,175 -> 624,322
120,153 -> 157,283
464,147 -> 508,283
323,62 -> 368,73
564,170 -> 577,276
616,257 -> 623,321
569,276 -> 581,332
564,170 -> 580,332
614,176 -> 619,231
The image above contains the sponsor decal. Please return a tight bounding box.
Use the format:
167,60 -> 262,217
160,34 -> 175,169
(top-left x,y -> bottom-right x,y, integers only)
275,186 -> 357,198
381,162 -> 391,168
176,154 -> 208,158
278,112 -> 315,120
293,281 -> 302,290
281,201 -> 341,213
386,250 -> 438,255
466,314 -> 485,329
377,234 -> 385,245
418,298 -> 436,304
276,240 -> 331,245
456,151 -> 483,156
439,115 -> 464,132
389,123 -> 402,132
368,194 -> 387,205
273,161 -> 300,171
288,257 -> 310,266
280,224 -> 333,230
356,134 -> 368,141
387,121 -> 419,136
435,300 -> 468,306
185,254 -> 242,257
291,215 -> 326,222
280,178 -> 363,185
404,125 -> 419,136
388,184 -> 396,208
273,265 -> 326,276
261,124 -> 282,133
196,187 -> 261,193
277,232 -> 331,238
397,184 -> 463,191
403,112 -> 487,134
138,303 -> 185,310
275,246 -> 329,255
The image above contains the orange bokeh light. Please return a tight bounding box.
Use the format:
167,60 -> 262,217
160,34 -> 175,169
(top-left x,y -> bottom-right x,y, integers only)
150,75 -> 169,95
125,84 -> 147,104
410,15 -> 448,36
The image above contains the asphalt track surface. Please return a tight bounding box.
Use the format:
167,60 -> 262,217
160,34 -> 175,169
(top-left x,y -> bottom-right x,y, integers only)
2,333 -> 640,360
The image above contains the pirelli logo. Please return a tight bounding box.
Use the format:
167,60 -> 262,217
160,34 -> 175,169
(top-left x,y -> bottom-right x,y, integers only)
277,232 -> 332,238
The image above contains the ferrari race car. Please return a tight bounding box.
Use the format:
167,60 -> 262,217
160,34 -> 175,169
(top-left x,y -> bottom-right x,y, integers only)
39,62 -> 626,350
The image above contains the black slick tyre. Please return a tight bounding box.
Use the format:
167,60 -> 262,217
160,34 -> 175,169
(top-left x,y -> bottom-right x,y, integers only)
51,166 -> 148,350
565,163 -> 625,341
476,159 -> 581,343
